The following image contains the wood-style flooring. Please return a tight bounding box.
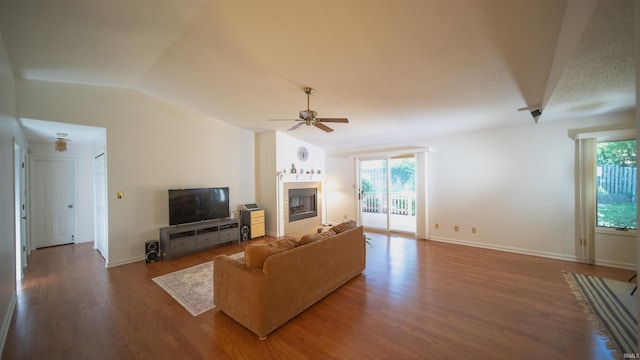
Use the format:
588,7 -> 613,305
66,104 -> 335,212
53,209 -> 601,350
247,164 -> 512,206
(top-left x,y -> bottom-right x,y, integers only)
2,233 -> 634,359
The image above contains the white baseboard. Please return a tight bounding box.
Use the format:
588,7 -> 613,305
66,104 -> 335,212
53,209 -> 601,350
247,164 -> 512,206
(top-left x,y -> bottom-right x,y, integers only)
595,259 -> 637,270
429,236 -> 637,270
106,255 -> 144,268
0,292 -> 17,357
429,236 -> 579,263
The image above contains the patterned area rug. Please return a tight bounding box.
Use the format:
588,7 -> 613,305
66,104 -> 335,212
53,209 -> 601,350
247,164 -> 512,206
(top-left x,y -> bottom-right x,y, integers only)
563,272 -> 638,357
152,252 -> 244,316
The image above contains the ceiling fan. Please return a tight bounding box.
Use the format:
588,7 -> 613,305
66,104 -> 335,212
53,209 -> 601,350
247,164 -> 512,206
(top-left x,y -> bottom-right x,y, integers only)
269,87 -> 348,132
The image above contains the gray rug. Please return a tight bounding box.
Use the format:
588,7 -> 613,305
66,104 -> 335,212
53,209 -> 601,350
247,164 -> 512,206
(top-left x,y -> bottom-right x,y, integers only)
152,252 -> 244,316
564,272 -> 637,357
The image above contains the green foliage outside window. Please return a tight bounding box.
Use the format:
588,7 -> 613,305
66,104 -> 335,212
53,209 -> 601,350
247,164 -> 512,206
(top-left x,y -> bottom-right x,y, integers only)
596,140 -> 637,230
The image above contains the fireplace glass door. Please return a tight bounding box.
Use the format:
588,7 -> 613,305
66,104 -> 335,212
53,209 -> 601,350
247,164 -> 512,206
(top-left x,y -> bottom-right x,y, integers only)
289,187 -> 317,222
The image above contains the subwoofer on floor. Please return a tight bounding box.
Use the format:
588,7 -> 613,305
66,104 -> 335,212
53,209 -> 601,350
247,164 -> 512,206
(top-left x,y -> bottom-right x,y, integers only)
145,240 -> 160,263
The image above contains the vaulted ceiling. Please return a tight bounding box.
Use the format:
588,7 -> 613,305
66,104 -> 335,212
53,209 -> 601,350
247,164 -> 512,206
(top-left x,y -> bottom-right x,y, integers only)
0,0 -> 635,150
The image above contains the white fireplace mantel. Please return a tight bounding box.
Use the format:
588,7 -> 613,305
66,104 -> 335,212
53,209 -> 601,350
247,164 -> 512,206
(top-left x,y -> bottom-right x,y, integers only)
277,172 -> 325,183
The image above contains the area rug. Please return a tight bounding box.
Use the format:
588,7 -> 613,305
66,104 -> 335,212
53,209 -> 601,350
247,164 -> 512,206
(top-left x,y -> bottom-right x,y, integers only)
152,252 -> 244,316
563,271 -> 637,357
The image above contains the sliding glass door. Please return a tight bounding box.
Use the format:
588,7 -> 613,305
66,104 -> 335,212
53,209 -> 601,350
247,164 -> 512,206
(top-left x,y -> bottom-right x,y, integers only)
359,155 -> 416,234
360,159 -> 388,230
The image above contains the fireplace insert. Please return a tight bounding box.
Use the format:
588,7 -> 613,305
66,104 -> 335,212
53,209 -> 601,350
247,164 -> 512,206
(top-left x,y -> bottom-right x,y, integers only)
289,187 -> 317,222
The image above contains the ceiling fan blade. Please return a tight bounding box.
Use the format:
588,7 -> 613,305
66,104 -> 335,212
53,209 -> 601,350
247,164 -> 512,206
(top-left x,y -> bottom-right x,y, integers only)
287,122 -> 305,131
317,118 -> 348,123
314,122 -> 334,132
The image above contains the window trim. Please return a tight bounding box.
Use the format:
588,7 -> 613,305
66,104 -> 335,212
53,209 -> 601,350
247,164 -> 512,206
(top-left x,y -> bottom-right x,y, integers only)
595,226 -> 637,237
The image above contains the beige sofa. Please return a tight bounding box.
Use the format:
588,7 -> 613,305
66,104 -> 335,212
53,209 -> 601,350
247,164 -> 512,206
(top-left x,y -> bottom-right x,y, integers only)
213,224 -> 366,339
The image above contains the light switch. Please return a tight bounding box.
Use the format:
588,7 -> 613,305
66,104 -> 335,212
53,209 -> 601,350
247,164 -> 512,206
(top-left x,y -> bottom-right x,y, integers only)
117,191 -> 123,199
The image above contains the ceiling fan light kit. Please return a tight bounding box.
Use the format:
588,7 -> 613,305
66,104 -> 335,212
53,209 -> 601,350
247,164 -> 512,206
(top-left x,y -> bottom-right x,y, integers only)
269,87 -> 348,133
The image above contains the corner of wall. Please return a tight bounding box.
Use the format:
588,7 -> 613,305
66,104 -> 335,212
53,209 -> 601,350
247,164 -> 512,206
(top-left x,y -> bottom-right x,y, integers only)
0,293 -> 17,357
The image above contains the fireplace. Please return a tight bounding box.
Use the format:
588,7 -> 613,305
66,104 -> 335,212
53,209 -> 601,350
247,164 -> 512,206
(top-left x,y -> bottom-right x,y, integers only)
289,187 -> 317,222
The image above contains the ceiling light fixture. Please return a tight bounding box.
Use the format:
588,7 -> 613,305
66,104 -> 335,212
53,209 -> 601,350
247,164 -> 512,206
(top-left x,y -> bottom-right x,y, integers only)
517,106 -> 543,124
55,138 -> 68,152
530,108 -> 542,124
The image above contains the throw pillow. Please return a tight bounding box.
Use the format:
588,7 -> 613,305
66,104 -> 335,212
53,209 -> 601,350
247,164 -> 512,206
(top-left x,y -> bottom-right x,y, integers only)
245,238 -> 296,270
330,220 -> 357,234
298,230 -> 336,246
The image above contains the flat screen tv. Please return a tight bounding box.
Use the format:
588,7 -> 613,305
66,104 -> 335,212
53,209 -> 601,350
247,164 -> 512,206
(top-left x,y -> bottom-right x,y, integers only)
168,187 -> 230,225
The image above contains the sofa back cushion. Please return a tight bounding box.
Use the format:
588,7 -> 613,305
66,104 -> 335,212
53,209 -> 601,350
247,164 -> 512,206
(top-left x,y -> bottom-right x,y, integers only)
329,220 -> 357,234
245,238 -> 296,270
298,230 -> 336,246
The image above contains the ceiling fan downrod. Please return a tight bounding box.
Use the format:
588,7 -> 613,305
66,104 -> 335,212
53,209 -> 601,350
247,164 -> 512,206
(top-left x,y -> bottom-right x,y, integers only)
304,87 -> 314,111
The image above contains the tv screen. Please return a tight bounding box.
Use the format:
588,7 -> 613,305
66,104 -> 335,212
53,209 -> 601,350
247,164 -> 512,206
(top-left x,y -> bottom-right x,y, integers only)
168,187 -> 230,225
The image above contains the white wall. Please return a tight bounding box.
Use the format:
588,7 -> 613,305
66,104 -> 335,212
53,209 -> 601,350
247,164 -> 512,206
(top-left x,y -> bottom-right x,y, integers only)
28,141 -> 96,246
274,131 -> 325,175
326,112 -> 635,264
255,131 -> 277,235
426,114 -> 633,262
0,34 -> 24,355
16,79 -> 256,267
325,156 -> 357,224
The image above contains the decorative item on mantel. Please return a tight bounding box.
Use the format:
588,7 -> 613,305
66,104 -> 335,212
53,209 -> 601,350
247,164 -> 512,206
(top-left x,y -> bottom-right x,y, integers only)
290,163 -> 297,174
276,170 -> 324,182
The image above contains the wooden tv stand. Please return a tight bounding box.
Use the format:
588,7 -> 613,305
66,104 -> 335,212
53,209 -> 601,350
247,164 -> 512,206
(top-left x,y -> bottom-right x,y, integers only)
159,218 -> 240,259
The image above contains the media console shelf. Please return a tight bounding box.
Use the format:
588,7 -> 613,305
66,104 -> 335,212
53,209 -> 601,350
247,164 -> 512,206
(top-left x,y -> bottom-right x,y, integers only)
159,218 -> 240,259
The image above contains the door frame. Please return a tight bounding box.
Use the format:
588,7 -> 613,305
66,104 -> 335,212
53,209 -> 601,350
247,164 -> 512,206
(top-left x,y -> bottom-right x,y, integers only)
93,151 -> 108,261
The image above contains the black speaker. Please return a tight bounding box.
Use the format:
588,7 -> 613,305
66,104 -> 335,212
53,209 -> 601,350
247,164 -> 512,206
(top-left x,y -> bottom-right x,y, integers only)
240,225 -> 250,242
145,240 -> 159,263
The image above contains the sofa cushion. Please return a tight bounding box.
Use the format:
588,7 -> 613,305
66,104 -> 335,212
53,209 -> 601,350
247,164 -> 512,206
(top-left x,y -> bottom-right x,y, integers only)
298,230 -> 336,246
330,220 -> 357,234
245,238 -> 296,270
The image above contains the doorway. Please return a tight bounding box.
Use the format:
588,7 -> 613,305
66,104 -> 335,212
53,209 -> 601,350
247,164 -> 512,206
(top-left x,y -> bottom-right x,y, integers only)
14,140 -> 27,280
359,155 -> 416,234
31,158 -> 78,248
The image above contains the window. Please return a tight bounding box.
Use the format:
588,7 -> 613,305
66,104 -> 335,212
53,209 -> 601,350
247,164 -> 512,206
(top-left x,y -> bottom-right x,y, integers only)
596,139 -> 637,229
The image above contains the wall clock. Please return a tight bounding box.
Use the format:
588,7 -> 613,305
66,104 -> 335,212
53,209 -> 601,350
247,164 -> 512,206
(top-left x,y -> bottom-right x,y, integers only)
297,146 -> 309,161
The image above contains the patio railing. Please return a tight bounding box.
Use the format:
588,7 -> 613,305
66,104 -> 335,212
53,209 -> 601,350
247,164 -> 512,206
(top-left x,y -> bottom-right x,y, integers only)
362,191 -> 415,216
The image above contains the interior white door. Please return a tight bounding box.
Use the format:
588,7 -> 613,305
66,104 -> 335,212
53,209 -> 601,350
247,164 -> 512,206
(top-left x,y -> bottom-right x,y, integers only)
32,158 -> 77,248
94,153 -> 107,259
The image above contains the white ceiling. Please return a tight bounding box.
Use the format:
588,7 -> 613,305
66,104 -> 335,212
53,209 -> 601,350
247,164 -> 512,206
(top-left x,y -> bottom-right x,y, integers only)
1,0 -> 635,151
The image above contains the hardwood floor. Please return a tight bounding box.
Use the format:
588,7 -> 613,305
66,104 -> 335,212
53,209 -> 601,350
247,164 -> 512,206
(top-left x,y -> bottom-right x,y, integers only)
2,233 -> 634,359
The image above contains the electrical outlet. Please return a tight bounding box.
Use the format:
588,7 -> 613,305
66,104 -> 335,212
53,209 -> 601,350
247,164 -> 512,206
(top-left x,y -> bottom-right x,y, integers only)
472,227 -> 477,234
454,225 -> 459,232
435,223 -> 439,229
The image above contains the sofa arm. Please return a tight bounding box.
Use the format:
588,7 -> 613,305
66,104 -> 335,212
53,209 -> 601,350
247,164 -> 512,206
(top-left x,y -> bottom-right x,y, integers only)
213,255 -> 270,338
